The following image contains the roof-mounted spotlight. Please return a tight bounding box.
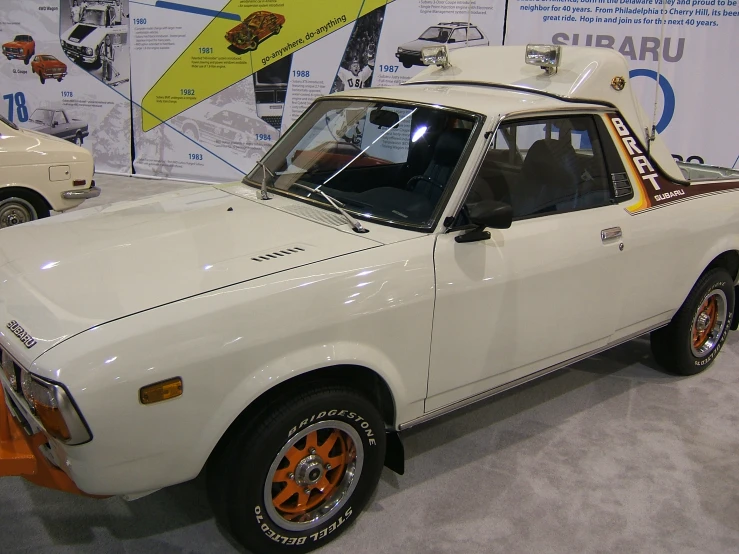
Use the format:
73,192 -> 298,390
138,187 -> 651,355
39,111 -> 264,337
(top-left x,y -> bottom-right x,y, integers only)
525,44 -> 562,75
421,45 -> 451,69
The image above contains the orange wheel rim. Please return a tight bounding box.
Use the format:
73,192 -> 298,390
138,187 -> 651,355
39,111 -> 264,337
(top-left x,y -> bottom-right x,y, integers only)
270,426 -> 357,522
693,296 -> 718,349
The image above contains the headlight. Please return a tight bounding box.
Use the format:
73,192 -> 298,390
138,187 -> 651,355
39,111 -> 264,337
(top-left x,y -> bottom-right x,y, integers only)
85,47 -> 93,55
20,369 -> 91,445
1,349 -> 17,390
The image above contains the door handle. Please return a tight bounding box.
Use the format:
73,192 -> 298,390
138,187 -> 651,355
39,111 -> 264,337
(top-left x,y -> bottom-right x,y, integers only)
601,227 -> 622,241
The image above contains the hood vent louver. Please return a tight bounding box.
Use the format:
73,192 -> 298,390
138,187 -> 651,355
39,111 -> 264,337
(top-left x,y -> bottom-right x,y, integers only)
251,246 -> 306,263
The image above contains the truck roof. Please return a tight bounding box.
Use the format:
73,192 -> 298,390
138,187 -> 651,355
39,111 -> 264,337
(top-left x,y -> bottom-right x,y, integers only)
404,45 -> 682,180
332,83 -> 584,120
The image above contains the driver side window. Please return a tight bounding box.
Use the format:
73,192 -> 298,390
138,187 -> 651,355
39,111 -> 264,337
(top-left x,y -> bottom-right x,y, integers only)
466,115 -> 611,220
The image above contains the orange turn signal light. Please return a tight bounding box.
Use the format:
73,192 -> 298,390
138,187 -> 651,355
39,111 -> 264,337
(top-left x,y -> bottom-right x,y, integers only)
139,377 -> 183,405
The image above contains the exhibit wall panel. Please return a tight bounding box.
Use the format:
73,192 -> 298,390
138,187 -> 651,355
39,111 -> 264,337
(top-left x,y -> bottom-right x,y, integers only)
1,0 -> 133,173
504,0 -> 739,169
128,0 -> 506,181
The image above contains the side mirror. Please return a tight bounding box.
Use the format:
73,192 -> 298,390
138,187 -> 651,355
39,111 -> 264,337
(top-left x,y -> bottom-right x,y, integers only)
455,200 -> 512,243
52,121 -> 58,127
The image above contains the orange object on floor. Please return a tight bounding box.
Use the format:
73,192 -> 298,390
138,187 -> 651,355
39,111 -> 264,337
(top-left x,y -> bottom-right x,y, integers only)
0,391 -> 104,497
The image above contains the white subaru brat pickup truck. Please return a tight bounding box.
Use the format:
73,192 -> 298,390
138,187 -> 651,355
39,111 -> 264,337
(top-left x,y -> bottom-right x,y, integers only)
2,45 -> 739,553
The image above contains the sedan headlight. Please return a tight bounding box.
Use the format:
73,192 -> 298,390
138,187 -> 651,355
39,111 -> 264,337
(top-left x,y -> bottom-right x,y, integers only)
1,350 -> 17,389
20,369 -> 91,445
85,47 -> 93,55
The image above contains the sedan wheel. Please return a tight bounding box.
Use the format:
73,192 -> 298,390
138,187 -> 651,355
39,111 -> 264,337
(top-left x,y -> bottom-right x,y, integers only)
0,197 -> 38,228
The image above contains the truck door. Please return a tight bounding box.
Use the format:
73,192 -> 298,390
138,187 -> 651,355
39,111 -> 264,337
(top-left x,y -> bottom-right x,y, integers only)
426,114 -> 630,411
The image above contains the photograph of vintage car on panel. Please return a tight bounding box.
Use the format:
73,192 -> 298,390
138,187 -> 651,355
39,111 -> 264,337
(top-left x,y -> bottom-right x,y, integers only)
60,0 -> 130,87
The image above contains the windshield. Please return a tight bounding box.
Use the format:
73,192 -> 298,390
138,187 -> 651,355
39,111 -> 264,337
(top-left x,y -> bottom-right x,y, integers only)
81,9 -> 105,26
245,99 -> 478,228
29,109 -> 53,126
419,27 -> 451,43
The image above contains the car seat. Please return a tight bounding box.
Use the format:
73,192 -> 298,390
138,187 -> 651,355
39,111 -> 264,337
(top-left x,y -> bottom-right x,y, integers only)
409,128 -> 470,205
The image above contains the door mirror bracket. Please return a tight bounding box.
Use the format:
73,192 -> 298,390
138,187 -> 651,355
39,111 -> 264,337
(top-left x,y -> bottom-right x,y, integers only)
454,200 -> 512,243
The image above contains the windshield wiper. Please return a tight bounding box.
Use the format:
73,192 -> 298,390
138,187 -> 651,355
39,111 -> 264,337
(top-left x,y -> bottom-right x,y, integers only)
291,183 -> 368,234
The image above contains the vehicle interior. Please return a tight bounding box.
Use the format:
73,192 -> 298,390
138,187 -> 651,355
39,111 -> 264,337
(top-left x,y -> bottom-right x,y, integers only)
256,101 -> 478,226
464,115 -> 613,221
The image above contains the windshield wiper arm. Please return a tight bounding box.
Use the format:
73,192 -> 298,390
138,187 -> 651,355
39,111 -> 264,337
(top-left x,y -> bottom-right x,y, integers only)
291,183 -> 368,234
255,160 -> 276,200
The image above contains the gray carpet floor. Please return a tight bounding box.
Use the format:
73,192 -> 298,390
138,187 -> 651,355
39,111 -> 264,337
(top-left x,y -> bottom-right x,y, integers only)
3,175 -> 738,553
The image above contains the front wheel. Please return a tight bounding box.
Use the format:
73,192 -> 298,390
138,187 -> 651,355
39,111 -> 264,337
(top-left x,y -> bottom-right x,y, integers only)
208,385 -> 386,553
39,74 -> 45,84
651,267 -> 734,375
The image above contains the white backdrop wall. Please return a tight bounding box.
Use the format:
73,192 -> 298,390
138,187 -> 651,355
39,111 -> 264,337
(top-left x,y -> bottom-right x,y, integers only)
505,0 -> 739,169
1,0 -> 132,173
1,1 -> 736,180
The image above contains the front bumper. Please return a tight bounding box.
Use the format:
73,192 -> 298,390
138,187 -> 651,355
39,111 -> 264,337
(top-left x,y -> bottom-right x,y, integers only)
3,51 -> 26,60
62,45 -> 96,64
0,387 -> 97,496
62,184 -> 101,200
395,51 -> 422,66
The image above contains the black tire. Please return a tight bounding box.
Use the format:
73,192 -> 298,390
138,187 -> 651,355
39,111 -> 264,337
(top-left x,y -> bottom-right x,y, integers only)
73,132 -> 83,146
402,62 -> 412,68
24,55 -> 30,65
651,267 -> 734,375
0,190 -> 49,228
208,385 -> 386,553
57,77 -> 63,82
39,74 -> 45,84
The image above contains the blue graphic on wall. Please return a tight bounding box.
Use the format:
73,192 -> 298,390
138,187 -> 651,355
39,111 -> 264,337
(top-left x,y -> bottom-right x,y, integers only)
629,69 -> 675,134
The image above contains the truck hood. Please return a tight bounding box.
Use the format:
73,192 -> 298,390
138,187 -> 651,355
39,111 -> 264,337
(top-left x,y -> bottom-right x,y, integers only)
65,24 -> 97,43
398,38 -> 444,53
2,41 -> 29,49
0,186 -> 381,366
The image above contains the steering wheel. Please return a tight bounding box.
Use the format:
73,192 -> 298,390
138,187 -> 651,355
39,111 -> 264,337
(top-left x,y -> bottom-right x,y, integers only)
406,175 -> 441,193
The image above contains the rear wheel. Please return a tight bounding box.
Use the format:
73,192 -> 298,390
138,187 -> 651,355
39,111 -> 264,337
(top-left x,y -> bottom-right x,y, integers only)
651,267 -> 734,375
0,191 -> 49,228
73,132 -> 83,146
208,385 -> 386,553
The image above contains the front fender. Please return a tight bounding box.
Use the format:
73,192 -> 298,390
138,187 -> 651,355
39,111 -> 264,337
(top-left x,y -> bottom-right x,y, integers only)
31,236 -> 436,495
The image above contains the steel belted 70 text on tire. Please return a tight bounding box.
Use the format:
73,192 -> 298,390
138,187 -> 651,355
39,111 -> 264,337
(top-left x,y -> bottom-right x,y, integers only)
207,385 -> 386,553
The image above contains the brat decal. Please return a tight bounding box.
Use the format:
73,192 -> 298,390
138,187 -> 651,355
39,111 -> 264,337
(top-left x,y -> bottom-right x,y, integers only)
606,113 -> 739,214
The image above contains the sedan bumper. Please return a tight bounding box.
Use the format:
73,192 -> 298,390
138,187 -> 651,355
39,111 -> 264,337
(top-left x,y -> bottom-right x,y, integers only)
62,184 -> 101,200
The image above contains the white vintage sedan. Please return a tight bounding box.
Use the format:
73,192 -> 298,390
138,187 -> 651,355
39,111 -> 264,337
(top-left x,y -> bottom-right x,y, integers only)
0,115 -> 99,228
2,45 -> 739,553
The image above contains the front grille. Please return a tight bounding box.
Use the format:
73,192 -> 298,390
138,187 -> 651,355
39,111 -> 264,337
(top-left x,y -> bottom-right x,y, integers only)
4,48 -> 22,55
62,43 -> 85,55
261,115 -> 282,129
